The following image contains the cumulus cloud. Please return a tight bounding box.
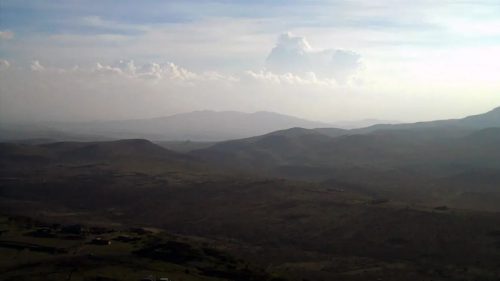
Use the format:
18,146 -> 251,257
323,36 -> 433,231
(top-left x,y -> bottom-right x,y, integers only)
329,50 -> 362,83
93,62 -> 123,75
244,70 -> 335,87
266,32 -> 362,83
0,30 -> 14,40
135,62 -> 198,81
0,59 -> 10,71
89,60 -> 238,83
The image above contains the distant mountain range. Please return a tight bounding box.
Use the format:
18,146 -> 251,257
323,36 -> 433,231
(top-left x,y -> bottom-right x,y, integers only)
0,111 -> 331,142
1,107 -> 499,142
192,106 -> 500,176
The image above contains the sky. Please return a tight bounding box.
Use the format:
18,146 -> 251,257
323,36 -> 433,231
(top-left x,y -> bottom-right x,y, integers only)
1,0 -> 500,123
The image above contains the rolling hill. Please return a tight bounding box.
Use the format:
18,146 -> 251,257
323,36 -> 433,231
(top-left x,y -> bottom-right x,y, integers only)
192,107 -> 500,172
0,139 -> 196,171
188,108 -> 500,210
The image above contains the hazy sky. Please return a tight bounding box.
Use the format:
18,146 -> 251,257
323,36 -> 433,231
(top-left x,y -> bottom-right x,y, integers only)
1,0 -> 500,123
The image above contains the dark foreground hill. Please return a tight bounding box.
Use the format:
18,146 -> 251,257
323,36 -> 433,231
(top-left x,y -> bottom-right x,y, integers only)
0,139 -> 195,168
2,137 -> 500,280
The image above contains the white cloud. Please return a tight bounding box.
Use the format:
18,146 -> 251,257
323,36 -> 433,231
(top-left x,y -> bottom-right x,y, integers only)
0,59 -> 10,71
1,55 -> 499,125
0,30 -> 14,40
136,62 -> 198,81
329,50 -> 362,83
266,32 -> 362,83
30,60 -> 45,71
244,70 -> 336,87
90,60 -> 238,83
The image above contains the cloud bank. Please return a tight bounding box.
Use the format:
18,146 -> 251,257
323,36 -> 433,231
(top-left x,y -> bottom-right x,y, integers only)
0,57 -> 367,123
266,33 -> 362,83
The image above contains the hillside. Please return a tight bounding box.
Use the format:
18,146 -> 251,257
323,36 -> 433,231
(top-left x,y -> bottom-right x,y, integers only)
190,110 -> 500,211
193,106 -> 500,172
0,139 -> 197,173
193,126 -> 500,173
2,139 -> 500,280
